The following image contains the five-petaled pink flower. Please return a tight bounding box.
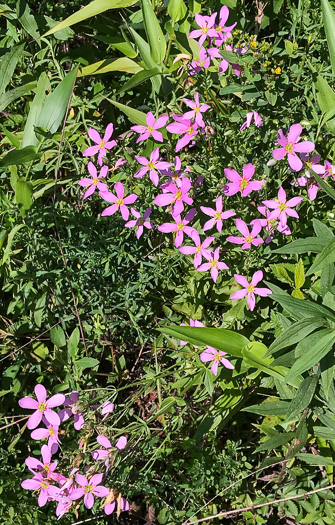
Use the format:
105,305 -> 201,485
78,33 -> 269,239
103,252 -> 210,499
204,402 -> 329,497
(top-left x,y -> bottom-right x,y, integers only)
161,156 -> 190,187
92,435 -> 127,462
19,384 -> 65,430
292,153 -> 325,201
179,232 -> 215,268
200,195 -> 236,233
125,208 -> 154,239
78,163 -> 108,199
134,148 -> 171,187
272,123 -> 315,171
83,124 -> 116,166
227,219 -> 264,249
25,444 -> 58,480
183,93 -> 210,128
231,271 -> 272,311
197,247 -> 229,282
240,112 -> 263,131
59,391 -> 84,431
100,182 -> 138,220
131,112 -> 168,143
250,205 -> 291,243
200,347 -> 234,375
262,186 -> 303,227
208,6 -> 236,46
166,116 -> 198,152
154,177 -> 193,216
31,419 -> 60,454
188,12 -> 217,47
22,473 -> 60,507
223,164 -> 263,197
69,473 -> 109,509
158,209 -> 196,248
189,48 -> 211,73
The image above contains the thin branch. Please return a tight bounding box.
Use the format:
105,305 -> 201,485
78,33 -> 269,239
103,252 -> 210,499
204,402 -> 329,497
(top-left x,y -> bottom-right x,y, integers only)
186,484 -> 335,524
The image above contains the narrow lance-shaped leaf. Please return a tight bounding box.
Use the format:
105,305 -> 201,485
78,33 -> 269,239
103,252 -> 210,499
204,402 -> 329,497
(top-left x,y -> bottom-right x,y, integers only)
141,0 -> 166,64
307,237 -> 335,275
285,376 -> 318,422
79,57 -> 143,77
107,99 -> 147,126
314,173 -> 335,203
0,43 -> 25,96
321,0 -> 335,75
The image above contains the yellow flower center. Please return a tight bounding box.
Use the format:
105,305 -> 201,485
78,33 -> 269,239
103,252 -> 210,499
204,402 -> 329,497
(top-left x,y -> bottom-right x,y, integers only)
84,485 -> 93,493
269,219 -> 277,227
203,27 -> 208,33
38,402 -> 47,413
199,60 -> 205,67
93,178 -> 99,185
245,235 -> 253,243
279,203 -> 287,211
99,141 -> 105,149
210,260 -> 217,267
147,126 -> 154,132
214,353 -> 221,361
42,464 -> 50,473
194,107 -> 200,113
306,161 -> 312,168
187,126 -> 194,135
116,198 -> 124,206
285,142 -> 293,153
247,285 -> 254,293
275,66 -> 281,74
177,222 -> 184,230
196,246 -> 202,253
216,25 -> 222,33
175,190 -> 182,201
41,481 -> 49,490
138,218 -> 144,225
148,163 -> 155,170
240,178 -> 248,190
214,212 -> 221,220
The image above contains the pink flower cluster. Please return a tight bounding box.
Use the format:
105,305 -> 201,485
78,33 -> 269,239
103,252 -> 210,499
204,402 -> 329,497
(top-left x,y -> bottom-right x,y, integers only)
19,385 -> 129,518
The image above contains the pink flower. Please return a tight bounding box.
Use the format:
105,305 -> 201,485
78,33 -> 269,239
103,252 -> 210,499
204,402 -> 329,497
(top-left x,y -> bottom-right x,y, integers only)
223,164 -> 263,197
158,209 -> 196,248
250,206 -> 291,243
113,158 -> 127,170
227,219 -> 264,249
154,177 -> 193,216
101,401 -> 114,420
208,6 -> 236,46
70,473 -> 109,509
189,48 -> 211,73
179,319 -> 204,346
131,112 -> 168,143
58,391 -> 84,431
200,347 -> 234,375
324,160 -> 335,179
231,271 -> 272,311
182,93 -> 210,128
179,232 -> 215,268
272,124 -> 315,171
292,154 -> 326,201
100,182 -> 138,220
22,473 -> 60,507
31,419 -> 60,454
83,124 -> 116,166
104,492 -> 129,515
188,12 -> 217,47
166,116 -> 198,152
240,112 -> 263,131
200,195 -> 236,233
125,208 -> 154,239
134,148 -> 171,187
25,444 -> 58,480
161,156 -> 190,187
78,163 -> 108,199
197,247 -> 229,282
19,384 -> 65,430
92,435 -> 127,462
262,186 -> 303,227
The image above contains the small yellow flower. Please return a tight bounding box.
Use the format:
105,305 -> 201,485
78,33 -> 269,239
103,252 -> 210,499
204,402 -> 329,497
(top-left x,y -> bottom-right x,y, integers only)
263,63 -> 267,68
275,66 -> 281,74
250,40 -> 257,47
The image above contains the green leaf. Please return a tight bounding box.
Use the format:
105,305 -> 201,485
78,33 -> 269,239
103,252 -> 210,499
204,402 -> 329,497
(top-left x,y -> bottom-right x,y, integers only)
107,98 -> 147,126
0,146 -> 42,167
314,173 -> 335,202
37,66 -> 78,134
141,0 -> 166,64
295,259 -> 305,289
307,238 -> 335,276
270,293 -> 335,322
34,293 -> 47,328
268,318 -> 324,356
15,179 -> 33,218
204,369 -> 214,396
321,265 -> 335,296
79,57 -> 142,76
313,218 -> 334,239
2,224 -> 26,265
243,400 -> 290,416
0,81 -> 37,113
313,72 -> 335,133
0,43 -> 25,96
273,237 -> 327,254
1,126 -> 20,149
296,452 -> 335,466
242,342 -> 288,381
314,426 -> 335,440
128,27 -> 161,93
116,67 -> 162,95
168,0 -> 187,22
68,327 -> 80,362
74,357 -> 99,369
157,326 -> 249,357
285,329 -> 335,382
321,0 -> 335,75
42,0 -> 138,37
256,431 -> 295,452
50,326 -> 66,348
285,376 -> 318,422
22,72 -> 50,147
